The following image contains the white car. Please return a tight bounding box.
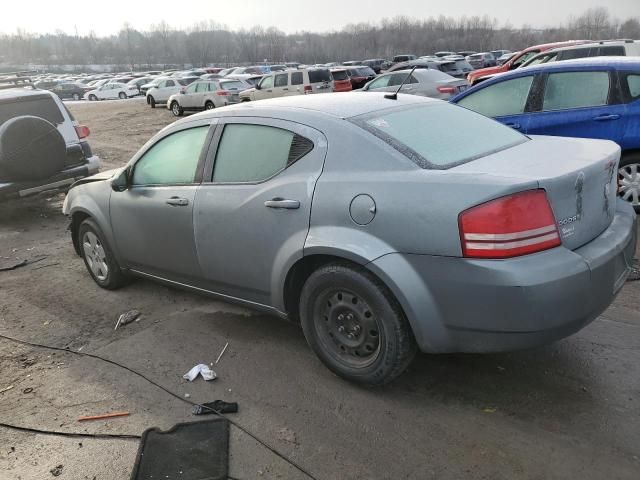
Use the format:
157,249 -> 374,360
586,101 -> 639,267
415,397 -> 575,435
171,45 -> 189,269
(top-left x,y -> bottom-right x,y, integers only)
248,68 -> 333,101
84,82 -> 138,101
146,78 -> 194,108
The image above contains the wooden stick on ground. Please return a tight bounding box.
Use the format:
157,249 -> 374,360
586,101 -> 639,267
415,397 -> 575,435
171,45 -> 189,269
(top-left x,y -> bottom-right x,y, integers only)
77,412 -> 130,422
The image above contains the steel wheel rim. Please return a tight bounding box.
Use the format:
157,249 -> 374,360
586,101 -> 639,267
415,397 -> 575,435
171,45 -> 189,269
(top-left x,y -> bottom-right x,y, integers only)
82,231 -> 109,282
619,163 -> 640,207
313,288 -> 381,368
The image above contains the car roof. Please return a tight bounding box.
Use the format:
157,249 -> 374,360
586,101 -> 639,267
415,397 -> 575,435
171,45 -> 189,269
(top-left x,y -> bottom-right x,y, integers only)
452,56 -> 640,101
188,92 -> 436,121
0,88 -> 55,101
544,39 -> 639,52
523,40 -> 588,52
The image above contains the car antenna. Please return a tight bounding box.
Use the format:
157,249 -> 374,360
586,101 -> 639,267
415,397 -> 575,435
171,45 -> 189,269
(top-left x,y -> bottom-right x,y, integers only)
385,66 -> 417,100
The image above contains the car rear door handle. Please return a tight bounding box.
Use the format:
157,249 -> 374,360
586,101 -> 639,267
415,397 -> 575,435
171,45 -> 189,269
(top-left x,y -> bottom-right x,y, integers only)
166,197 -> 189,206
593,114 -> 620,121
282,88 -> 288,91
505,122 -> 521,130
264,198 -> 300,209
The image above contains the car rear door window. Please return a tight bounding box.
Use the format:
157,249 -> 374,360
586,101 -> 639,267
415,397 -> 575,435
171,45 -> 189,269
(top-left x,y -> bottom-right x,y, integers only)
213,124 -> 312,183
196,82 -> 209,92
132,127 -> 209,186
542,71 -> 609,111
456,75 -> 534,117
627,75 -> 640,99
291,72 -> 303,86
274,74 -> 288,87
166,80 -> 175,87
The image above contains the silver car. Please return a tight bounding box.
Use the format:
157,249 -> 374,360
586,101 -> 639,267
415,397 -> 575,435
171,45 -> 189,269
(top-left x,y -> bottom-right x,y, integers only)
63,93 -> 637,385
167,79 -> 245,116
361,69 -> 468,99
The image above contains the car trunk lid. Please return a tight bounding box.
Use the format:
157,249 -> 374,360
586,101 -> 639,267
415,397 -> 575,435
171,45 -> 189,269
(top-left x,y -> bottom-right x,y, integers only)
451,135 -> 620,250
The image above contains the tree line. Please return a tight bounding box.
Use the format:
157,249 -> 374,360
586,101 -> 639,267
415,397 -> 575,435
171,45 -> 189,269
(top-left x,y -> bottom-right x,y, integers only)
0,7 -> 639,71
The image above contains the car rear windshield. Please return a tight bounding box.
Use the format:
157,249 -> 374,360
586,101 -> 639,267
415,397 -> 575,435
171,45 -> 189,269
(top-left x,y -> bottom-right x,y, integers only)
308,69 -> 331,83
350,103 -> 527,169
0,95 -> 64,127
331,70 -> 349,81
438,62 -> 457,72
220,80 -> 245,90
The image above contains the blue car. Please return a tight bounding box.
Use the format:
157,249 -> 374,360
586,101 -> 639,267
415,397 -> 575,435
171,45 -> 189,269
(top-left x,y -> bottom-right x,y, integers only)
451,57 -> 640,209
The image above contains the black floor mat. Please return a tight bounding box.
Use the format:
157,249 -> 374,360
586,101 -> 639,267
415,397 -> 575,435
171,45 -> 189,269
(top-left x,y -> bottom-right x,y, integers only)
130,418 -> 229,480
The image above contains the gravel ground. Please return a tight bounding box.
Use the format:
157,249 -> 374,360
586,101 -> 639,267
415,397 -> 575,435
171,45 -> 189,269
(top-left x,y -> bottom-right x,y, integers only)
0,99 -> 639,480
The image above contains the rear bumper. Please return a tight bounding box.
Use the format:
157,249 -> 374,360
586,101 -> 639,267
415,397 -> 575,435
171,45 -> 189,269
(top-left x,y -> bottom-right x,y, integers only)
0,155 -> 100,200
369,199 -> 637,353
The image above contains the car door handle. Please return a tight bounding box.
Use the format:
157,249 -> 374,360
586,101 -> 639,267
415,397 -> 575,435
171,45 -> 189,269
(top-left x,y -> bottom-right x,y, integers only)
593,114 -> 620,121
505,122 -> 521,130
264,198 -> 300,209
166,197 -> 189,206
282,88 -> 289,91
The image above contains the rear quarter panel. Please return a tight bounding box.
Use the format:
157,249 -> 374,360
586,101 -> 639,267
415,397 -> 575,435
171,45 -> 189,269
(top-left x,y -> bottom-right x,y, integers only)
306,120 -> 538,259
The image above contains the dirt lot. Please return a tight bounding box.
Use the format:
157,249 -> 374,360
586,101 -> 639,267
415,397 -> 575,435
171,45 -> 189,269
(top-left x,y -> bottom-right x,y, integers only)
1,98 -> 639,480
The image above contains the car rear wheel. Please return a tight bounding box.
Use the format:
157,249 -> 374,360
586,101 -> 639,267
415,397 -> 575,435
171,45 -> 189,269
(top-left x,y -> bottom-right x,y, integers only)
171,101 -> 184,116
300,263 -> 417,386
148,96 -> 156,108
205,101 -> 215,110
72,93 -> 81,100
619,153 -> 640,211
118,92 -> 127,99
88,94 -> 97,101
78,219 -> 129,290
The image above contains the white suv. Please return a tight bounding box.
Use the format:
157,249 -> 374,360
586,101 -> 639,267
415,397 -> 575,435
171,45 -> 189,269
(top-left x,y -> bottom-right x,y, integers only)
522,39 -> 640,67
249,68 -> 333,101
146,78 -> 194,108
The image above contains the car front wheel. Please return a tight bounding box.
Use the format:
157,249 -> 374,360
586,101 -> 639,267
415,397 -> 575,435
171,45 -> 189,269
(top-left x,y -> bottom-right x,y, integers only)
78,219 -> 129,290
148,96 -> 156,108
118,92 -> 127,99
619,153 -> 640,211
300,263 -> 417,386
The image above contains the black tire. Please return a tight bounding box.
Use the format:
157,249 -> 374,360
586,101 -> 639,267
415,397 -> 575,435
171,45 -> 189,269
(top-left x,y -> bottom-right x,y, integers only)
300,263 -> 417,386
0,116 -> 66,181
72,93 -> 81,100
619,152 -> 640,212
148,95 -> 156,108
77,218 -> 129,290
118,92 -> 127,99
89,94 -> 97,101
204,100 -> 215,110
171,101 -> 184,116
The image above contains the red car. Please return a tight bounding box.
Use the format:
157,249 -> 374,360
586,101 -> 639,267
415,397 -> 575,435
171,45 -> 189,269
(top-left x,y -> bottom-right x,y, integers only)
467,40 -> 589,85
330,68 -> 353,92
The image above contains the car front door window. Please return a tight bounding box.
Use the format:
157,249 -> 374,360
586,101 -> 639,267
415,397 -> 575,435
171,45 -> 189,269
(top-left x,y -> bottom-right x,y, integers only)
367,75 -> 391,90
457,76 -> 534,117
259,76 -> 274,89
542,71 -> 610,111
132,127 -> 209,186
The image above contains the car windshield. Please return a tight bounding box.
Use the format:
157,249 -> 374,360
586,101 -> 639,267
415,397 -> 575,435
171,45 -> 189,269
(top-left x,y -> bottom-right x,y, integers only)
350,103 -> 527,169
352,67 -> 374,77
308,69 -> 331,83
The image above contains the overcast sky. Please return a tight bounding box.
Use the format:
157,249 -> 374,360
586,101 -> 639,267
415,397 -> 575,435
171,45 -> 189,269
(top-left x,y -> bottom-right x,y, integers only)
1,0 -> 637,36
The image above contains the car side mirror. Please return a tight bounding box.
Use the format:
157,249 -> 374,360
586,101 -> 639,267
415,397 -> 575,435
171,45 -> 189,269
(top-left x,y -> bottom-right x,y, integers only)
255,84 -> 261,90
111,168 -> 130,192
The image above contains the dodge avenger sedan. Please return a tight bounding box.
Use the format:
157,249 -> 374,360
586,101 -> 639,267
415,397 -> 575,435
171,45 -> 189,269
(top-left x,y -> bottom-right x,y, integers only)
62,93 -> 637,385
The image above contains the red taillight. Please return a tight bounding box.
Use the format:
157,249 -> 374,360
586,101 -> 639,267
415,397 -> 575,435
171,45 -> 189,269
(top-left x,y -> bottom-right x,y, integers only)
216,90 -> 230,96
75,125 -> 90,139
304,85 -> 313,94
459,190 -> 561,259
437,86 -> 457,94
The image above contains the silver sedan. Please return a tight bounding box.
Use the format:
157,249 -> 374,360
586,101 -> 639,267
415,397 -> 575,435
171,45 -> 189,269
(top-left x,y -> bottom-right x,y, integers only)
360,69 -> 469,99
63,93 -> 637,385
